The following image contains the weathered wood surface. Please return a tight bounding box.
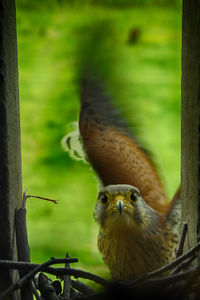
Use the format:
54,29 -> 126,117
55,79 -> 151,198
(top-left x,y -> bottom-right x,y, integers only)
181,0 -> 200,251
0,0 -> 22,297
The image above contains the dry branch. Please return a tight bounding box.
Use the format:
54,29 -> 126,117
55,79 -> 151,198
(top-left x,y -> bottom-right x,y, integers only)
176,222 -> 188,258
0,258 -> 109,289
71,279 -> 95,296
131,241 -> 200,286
63,253 -> 71,299
23,188 -> 58,204
0,258 -> 75,300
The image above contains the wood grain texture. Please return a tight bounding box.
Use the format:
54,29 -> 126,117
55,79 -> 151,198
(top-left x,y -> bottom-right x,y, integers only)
181,0 -> 200,251
0,0 -> 22,297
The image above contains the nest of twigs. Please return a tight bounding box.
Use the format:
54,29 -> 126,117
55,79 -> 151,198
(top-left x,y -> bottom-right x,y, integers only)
1,241 -> 200,300
0,193 -> 199,300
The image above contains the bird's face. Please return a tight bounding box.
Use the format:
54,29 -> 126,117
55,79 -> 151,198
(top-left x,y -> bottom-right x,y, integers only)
94,184 -> 155,233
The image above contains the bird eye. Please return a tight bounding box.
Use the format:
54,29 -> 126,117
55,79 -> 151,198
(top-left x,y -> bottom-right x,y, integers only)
130,192 -> 137,202
101,194 -> 108,204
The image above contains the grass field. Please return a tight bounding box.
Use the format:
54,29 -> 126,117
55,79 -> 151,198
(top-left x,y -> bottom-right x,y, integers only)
16,0 -> 181,279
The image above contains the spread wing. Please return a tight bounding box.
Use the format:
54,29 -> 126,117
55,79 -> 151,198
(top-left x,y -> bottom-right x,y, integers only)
79,76 -> 168,213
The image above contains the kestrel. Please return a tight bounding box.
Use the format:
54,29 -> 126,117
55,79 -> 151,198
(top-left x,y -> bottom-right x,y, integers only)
78,75 -> 180,281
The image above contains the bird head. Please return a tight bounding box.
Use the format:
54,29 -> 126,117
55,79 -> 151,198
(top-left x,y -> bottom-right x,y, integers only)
94,184 -> 158,234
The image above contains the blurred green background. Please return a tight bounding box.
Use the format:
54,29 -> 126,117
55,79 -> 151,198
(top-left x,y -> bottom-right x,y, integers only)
16,0 -> 181,280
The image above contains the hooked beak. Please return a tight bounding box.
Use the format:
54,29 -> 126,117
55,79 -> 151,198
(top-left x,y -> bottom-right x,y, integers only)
115,200 -> 125,215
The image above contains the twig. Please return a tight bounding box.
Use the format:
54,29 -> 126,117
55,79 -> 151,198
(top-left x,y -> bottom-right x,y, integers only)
71,279 -> 95,295
49,267 -> 110,287
143,266 -> 200,285
132,241 -> 200,285
0,258 -> 73,300
0,258 -> 78,270
176,222 -> 188,258
171,252 -> 198,274
0,259 -> 109,287
63,253 -> 71,299
131,265 -> 200,296
23,188 -> 58,204
26,195 -> 58,204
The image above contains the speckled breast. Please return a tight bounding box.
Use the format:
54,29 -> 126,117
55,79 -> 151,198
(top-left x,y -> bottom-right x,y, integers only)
98,229 -> 177,281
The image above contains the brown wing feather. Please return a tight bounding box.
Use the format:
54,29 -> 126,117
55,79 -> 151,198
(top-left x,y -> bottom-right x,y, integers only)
79,77 -> 168,213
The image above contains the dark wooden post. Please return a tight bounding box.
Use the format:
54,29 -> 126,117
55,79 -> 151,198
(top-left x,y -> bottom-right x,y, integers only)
181,0 -> 200,250
0,0 -> 22,297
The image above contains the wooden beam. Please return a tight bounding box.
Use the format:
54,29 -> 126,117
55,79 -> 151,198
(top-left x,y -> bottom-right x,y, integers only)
181,0 -> 200,250
0,0 -> 22,297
